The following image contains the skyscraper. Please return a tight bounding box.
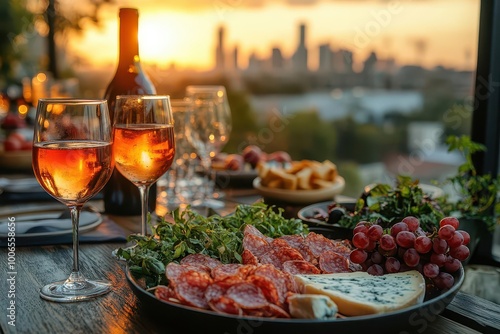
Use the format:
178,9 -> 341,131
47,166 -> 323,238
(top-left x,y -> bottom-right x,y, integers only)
292,23 -> 308,72
215,26 -> 225,70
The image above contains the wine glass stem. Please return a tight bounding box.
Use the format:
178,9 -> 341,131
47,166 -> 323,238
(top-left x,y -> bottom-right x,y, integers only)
138,185 -> 150,236
69,205 -> 81,273
200,157 -> 212,201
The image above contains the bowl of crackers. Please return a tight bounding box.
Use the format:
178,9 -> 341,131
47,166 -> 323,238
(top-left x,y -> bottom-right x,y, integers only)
253,159 -> 345,204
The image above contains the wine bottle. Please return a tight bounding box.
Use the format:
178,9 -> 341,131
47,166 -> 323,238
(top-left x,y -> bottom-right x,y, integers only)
103,7 -> 157,215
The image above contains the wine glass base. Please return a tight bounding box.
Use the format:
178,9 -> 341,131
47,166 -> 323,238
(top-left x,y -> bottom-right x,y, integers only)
40,279 -> 111,303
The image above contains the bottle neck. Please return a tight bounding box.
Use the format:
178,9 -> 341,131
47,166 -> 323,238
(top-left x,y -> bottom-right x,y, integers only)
117,8 -> 140,69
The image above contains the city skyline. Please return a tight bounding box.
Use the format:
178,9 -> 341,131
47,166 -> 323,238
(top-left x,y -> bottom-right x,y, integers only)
67,0 -> 479,72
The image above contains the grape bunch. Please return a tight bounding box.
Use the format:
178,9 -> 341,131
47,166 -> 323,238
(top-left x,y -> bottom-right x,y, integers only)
349,216 -> 470,290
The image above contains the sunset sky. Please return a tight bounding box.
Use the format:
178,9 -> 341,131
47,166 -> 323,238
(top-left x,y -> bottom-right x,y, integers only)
63,0 -> 480,71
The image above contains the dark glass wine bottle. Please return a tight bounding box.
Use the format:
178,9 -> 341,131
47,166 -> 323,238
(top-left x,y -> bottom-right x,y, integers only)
103,7 -> 157,215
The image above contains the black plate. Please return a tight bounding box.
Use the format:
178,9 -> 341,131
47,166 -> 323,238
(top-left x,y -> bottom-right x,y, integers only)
126,265 -> 464,334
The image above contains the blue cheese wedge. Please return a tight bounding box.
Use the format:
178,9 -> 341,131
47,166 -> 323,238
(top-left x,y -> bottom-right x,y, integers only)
294,270 -> 426,316
287,294 -> 338,319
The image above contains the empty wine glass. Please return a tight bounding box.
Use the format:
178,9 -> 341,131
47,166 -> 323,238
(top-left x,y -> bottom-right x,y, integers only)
32,98 -> 114,302
185,86 -> 232,208
112,95 -> 175,235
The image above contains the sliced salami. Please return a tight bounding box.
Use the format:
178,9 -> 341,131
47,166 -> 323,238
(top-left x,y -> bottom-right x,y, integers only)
252,264 -> 289,305
244,224 -> 273,243
180,253 -> 223,270
279,235 -> 315,262
174,271 -> 213,309
208,296 -> 243,316
272,244 -> 305,266
282,260 -> 321,275
243,233 -> 271,257
226,282 -> 269,309
306,232 -> 337,257
211,263 -> 254,281
166,262 -> 209,281
318,250 -> 350,274
241,249 -> 259,266
204,281 -> 232,303
154,285 -> 178,302
246,274 -> 280,306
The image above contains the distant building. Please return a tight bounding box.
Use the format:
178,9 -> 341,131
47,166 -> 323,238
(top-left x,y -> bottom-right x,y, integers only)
291,23 -> 308,72
271,47 -> 284,70
215,26 -> 225,70
318,43 -> 332,72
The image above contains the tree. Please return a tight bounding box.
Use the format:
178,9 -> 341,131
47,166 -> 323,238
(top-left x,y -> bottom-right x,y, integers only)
43,0 -> 114,78
0,0 -> 34,86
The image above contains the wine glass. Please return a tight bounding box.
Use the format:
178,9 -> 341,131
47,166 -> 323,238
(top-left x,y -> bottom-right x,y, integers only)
32,98 -> 114,302
112,95 -> 175,235
186,85 -> 232,208
185,86 -> 232,209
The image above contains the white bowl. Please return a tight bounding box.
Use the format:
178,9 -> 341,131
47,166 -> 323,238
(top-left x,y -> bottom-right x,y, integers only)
253,176 -> 345,204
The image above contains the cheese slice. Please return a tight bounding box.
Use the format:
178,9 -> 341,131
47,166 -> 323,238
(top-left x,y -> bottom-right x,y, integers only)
294,270 -> 426,316
287,294 -> 338,319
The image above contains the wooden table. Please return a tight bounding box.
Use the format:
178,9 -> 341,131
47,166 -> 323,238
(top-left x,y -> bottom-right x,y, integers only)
1,189 -> 500,334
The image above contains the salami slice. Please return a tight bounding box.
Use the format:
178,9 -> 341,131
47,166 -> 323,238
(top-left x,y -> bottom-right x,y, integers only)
272,245 -> 305,265
241,249 -> 259,266
204,281 -> 232,303
246,275 -> 280,306
225,282 -> 269,309
318,250 -> 350,273
252,264 -> 289,305
180,253 -> 223,270
243,233 -> 270,257
154,285 -> 178,302
208,296 -> 243,316
279,235 -> 315,262
306,232 -> 337,257
174,271 -> 213,309
211,263 -> 254,281
166,262 -> 209,281
282,260 -> 321,275
244,224 -> 273,243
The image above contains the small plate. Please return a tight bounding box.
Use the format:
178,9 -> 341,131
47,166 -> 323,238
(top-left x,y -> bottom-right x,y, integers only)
253,176 -> 345,204
0,208 -> 103,238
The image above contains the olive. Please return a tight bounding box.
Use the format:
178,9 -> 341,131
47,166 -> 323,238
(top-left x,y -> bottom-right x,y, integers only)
327,207 -> 346,224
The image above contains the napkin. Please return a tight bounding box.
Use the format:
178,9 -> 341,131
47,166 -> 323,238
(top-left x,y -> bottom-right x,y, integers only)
0,215 -> 127,247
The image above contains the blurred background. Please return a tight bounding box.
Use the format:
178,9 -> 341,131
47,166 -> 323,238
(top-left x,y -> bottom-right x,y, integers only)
0,0 -> 478,197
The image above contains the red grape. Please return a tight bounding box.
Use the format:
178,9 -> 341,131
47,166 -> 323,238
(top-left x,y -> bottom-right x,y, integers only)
449,245 -> 470,261
423,263 -> 440,278
444,257 -> 462,273
430,253 -> 447,267
439,217 -> 460,229
403,248 -> 420,267
433,238 -> 448,254
354,221 -> 369,235
433,272 -> 455,290
378,245 -> 397,257
367,264 -> 384,276
396,231 -> 416,248
350,249 -> 368,264
367,224 -> 383,241
385,257 -> 401,273
402,216 -> 420,232
353,232 -> 370,250
415,236 -> 432,254
365,240 -> 377,252
371,251 -> 384,264
457,230 -> 470,246
438,225 -> 456,241
390,222 -> 409,237
414,227 -> 427,237
448,231 -> 464,248
379,234 -> 397,251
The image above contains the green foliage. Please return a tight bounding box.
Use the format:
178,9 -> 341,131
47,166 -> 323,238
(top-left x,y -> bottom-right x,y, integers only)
337,175 -> 445,231
438,135 -> 500,231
